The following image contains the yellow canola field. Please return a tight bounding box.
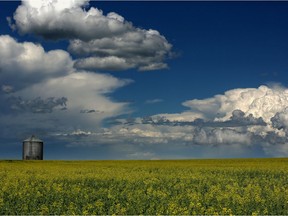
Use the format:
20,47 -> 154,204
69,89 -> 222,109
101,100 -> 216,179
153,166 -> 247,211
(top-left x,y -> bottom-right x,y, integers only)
0,159 -> 288,215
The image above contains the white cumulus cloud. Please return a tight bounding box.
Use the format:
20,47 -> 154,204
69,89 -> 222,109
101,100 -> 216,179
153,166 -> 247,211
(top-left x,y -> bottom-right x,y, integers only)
171,85 -> 288,124
69,85 -> 288,158
0,35 -> 132,138
11,0 -> 172,72
6,72 -> 131,131
12,0 -> 129,41
0,35 -> 73,91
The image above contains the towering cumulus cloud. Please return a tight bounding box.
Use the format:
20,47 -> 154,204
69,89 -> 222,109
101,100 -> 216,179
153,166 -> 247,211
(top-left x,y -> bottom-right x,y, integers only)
76,85 -> 288,158
201,85 -> 288,122
157,85 -> 288,124
11,0 -> 172,71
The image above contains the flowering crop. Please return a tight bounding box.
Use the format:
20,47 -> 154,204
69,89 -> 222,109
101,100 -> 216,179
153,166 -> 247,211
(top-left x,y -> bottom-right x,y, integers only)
0,159 -> 287,215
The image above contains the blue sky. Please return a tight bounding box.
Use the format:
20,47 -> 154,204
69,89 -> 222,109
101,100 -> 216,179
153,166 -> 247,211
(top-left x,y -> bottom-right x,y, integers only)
1,1 -> 288,159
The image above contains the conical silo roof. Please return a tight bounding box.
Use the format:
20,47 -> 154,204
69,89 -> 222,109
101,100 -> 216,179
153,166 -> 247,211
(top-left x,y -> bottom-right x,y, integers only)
23,135 -> 43,142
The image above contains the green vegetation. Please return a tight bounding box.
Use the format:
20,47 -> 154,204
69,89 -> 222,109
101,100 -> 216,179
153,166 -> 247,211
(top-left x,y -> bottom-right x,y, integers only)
0,159 -> 288,215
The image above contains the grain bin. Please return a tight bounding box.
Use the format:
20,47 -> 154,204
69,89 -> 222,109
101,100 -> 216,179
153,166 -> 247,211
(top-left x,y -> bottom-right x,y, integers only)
22,135 -> 43,160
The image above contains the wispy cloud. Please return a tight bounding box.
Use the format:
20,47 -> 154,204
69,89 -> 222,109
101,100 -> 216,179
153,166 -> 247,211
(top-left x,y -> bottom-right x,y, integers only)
1,85 -> 14,94
145,99 -> 163,104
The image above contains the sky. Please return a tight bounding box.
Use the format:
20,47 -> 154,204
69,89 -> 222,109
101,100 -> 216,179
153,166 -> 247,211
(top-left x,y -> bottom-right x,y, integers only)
1,1 -> 288,160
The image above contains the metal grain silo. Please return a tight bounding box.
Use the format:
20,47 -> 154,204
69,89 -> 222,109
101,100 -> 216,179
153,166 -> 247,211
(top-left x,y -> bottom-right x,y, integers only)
22,135 -> 43,160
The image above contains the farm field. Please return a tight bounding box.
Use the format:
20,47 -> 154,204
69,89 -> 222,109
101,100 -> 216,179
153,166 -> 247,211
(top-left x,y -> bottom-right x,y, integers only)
0,159 -> 288,215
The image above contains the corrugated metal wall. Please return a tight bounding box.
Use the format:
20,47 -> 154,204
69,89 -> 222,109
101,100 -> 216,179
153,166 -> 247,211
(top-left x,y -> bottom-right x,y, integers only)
23,141 -> 43,160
